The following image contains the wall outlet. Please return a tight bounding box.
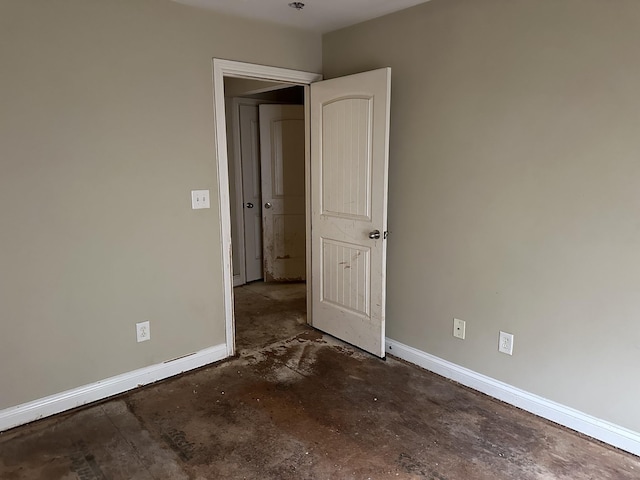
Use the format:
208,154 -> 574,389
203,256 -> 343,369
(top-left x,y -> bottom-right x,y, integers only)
191,190 -> 210,209
499,331 -> 514,355
136,321 -> 150,343
453,318 -> 466,340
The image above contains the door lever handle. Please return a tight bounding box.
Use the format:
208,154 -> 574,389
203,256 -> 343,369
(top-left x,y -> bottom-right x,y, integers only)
369,230 -> 381,240
245,202 -> 254,209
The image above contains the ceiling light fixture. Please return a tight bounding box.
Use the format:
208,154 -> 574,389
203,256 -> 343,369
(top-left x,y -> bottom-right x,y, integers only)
288,2 -> 305,10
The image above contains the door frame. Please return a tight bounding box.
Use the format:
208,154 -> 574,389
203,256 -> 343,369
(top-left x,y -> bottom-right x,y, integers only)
212,59 -> 322,357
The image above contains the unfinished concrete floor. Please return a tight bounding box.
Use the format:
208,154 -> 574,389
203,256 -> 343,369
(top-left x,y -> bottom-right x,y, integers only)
1,282 -> 639,479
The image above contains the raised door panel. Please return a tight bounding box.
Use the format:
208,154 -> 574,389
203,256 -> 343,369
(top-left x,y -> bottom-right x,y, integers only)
321,97 -> 372,221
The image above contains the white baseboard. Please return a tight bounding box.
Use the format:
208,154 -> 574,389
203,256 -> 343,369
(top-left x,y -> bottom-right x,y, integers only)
386,338 -> 640,457
0,343 -> 228,432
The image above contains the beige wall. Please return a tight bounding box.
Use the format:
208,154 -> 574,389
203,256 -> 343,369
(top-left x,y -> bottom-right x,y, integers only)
0,0 -> 320,409
324,0 -> 640,432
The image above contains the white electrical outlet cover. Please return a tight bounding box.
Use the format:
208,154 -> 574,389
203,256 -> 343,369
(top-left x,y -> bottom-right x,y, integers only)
136,321 -> 150,343
499,331 -> 514,355
453,318 -> 466,340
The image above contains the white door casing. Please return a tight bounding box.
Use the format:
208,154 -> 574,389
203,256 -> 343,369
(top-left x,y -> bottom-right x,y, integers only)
259,105 -> 306,282
239,103 -> 264,282
310,68 -> 391,358
213,59 -> 321,357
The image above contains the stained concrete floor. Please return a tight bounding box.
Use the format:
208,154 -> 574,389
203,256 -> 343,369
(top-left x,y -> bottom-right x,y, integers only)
1,282 -> 639,479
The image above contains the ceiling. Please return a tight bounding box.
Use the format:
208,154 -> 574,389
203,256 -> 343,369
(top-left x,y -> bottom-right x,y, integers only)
171,0 -> 431,33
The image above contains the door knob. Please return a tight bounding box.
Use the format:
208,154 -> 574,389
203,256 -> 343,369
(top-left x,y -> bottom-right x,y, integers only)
264,202 -> 272,209
369,230 -> 381,239
245,202 -> 254,209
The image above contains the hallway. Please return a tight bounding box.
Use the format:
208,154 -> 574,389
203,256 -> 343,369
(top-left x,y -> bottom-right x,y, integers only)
0,283 -> 638,479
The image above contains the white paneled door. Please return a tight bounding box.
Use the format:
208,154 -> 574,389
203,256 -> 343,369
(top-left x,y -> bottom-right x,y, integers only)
310,68 -> 391,358
239,104 -> 263,283
259,105 -> 306,282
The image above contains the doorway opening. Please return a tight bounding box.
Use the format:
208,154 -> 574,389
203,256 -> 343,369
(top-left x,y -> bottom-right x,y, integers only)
212,59 -> 322,357
224,77 -> 309,351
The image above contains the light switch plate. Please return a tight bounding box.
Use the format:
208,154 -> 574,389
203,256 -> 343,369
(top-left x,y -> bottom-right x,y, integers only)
191,190 -> 210,209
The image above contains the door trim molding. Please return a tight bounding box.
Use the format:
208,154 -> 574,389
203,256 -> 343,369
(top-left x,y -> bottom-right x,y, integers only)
212,59 -> 322,358
386,338 -> 640,457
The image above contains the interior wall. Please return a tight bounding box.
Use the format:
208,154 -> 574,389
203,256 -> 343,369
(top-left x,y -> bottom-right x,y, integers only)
0,0 -> 320,410
323,0 -> 640,433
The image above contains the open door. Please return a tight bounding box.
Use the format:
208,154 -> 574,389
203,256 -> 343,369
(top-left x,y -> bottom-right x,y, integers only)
239,103 -> 263,283
259,104 -> 306,282
310,68 -> 391,358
